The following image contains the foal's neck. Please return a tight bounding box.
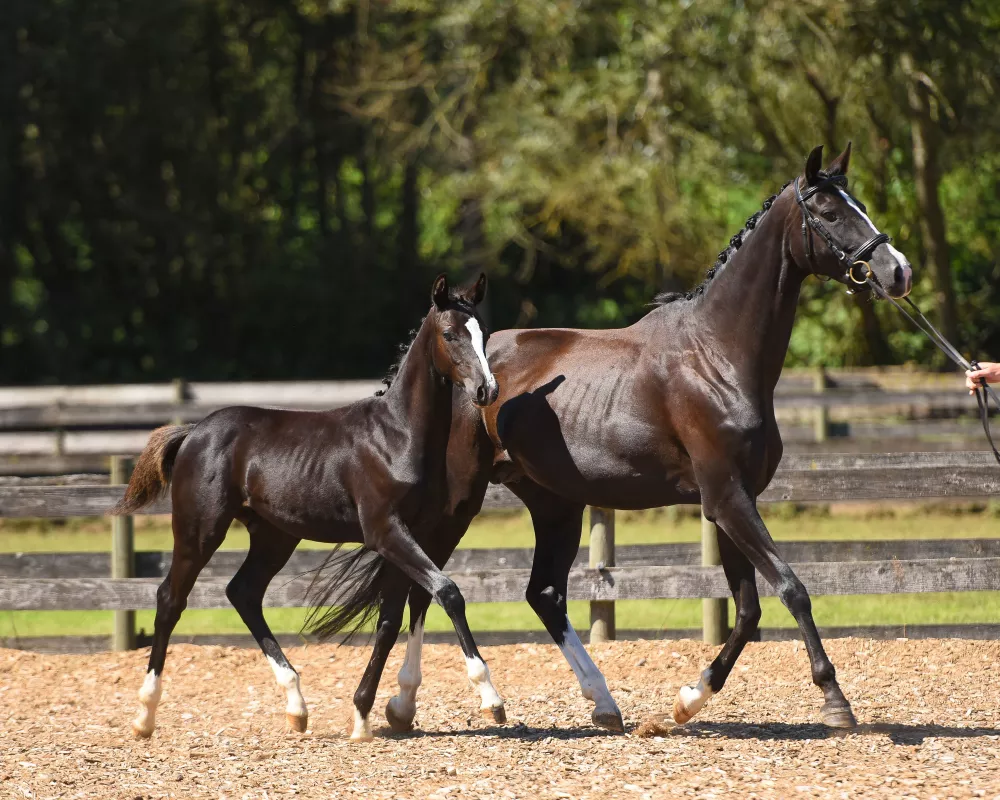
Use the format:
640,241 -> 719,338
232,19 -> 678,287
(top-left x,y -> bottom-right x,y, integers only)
381,317 -> 453,446
694,189 -> 804,392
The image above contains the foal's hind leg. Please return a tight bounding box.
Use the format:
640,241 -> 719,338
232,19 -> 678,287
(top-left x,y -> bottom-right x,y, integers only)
701,483 -> 855,728
512,480 -> 623,732
674,524 -> 761,724
350,573 -> 408,740
227,513 -> 306,732
132,510 -> 231,738
385,586 -> 431,733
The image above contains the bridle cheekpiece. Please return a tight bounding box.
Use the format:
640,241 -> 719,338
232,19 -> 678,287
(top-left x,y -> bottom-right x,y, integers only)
794,174 -> 891,289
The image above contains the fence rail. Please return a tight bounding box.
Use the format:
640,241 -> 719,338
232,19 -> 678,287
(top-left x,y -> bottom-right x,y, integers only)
1,450 -> 999,651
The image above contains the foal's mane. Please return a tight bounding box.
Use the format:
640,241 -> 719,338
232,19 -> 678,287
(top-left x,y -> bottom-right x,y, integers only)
655,179 -> 794,305
374,288 -> 477,396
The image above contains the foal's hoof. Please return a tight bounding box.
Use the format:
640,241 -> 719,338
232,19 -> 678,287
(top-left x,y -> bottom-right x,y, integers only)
481,705 -> 506,724
286,712 -> 308,733
385,701 -> 415,734
592,709 -> 625,733
131,722 -> 154,740
821,703 -> 858,729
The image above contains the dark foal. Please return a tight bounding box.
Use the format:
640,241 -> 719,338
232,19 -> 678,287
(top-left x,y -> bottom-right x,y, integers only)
113,274 -> 502,740
387,145 -> 913,732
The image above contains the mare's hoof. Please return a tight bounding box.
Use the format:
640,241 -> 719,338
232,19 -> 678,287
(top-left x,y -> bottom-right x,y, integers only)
385,702 -> 415,734
131,722 -> 154,740
592,709 -> 625,733
286,713 -> 308,733
821,703 -> 857,729
481,705 -> 507,724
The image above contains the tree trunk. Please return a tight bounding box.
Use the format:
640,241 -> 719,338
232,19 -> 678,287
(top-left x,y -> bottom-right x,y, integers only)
903,55 -> 959,350
398,159 -> 419,287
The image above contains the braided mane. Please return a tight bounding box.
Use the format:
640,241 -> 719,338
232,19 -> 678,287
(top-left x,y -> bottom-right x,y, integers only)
655,179 -> 794,305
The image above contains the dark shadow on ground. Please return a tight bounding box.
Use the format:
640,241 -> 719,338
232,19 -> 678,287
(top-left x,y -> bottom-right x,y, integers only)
635,718 -> 1000,745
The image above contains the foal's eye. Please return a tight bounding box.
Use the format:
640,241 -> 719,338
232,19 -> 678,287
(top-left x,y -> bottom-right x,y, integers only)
822,210 -> 839,222
442,330 -> 457,342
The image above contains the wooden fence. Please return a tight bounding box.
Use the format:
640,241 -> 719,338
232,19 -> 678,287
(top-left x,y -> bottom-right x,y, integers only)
0,369 -> 991,475
2,451 -> 999,652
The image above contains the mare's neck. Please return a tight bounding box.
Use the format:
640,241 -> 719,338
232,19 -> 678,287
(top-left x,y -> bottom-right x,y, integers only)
692,190 -> 805,392
381,317 -> 453,449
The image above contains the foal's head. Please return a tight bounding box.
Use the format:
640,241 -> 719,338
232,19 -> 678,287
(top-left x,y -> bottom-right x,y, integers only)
428,273 -> 499,408
791,143 -> 913,298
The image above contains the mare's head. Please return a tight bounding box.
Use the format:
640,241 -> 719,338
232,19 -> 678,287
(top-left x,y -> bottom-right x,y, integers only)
791,143 -> 912,298
428,273 -> 499,408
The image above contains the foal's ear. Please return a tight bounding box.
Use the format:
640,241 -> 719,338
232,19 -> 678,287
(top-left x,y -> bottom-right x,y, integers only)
468,272 -> 488,306
827,141 -> 852,177
805,145 -> 824,185
431,273 -> 450,310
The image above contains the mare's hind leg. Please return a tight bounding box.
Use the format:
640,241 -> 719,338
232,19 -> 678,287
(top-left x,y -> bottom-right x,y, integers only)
227,513 -> 305,732
511,479 -> 623,732
385,586 -> 431,733
673,524 -> 761,724
350,572 -> 408,740
702,482 -> 855,728
132,510 -> 231,738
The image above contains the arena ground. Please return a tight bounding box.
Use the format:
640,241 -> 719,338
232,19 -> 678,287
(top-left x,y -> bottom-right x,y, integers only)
1,638 -> 998,799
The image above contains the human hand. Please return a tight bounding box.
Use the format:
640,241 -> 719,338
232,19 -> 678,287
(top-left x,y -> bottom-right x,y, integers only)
966,362 -> 1000,394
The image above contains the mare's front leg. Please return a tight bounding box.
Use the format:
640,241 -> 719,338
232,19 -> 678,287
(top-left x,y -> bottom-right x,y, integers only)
510,479 -> 623,732
385,586 -> 430,733
684,479 -> 855,728
362,509 -> 505,723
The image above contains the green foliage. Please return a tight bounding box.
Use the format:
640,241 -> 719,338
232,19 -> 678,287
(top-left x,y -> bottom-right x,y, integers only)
0,0 -> 998,382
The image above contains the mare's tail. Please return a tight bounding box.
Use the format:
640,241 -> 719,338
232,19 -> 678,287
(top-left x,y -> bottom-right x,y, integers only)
109,424 -> 194,515
302,546 -> 396,643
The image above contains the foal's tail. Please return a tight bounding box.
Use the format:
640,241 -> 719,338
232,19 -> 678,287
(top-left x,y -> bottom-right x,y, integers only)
109,424 -> 194,515
302,546 -> 394,644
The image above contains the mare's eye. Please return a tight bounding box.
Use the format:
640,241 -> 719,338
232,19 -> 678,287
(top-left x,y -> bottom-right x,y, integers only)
442,329 -> 457,342
822,210 -> 838,222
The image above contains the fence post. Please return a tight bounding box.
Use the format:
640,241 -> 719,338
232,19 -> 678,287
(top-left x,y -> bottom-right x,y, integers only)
701,512 -> 728,645
813,366 -> 829,443
171,378 -> 188,425
110,455 -> 136,651
589,507 -> 615,643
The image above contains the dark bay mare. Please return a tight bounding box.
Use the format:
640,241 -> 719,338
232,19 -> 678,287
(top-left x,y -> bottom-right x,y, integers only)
112,274 -> 502,740
380,145 -> 913,734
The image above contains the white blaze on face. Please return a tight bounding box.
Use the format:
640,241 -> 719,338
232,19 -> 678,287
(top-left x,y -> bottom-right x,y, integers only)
132,670 -> 163,737
266,655 -> 307,719
387,620 -> 424,725
464,655 -> 503,711
557,623 -> 620,716
838,189 -> 909,269
464,317 -> 497,393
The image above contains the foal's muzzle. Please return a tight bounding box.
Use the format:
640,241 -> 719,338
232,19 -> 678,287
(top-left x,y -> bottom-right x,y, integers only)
475,380 -> 500,407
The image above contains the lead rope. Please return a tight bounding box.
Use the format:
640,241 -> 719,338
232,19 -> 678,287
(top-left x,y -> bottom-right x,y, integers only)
865,277 -> 1000,465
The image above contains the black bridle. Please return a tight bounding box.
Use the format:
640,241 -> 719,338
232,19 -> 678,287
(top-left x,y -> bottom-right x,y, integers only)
794,173 -> 1000,465
794,174 -> 890,287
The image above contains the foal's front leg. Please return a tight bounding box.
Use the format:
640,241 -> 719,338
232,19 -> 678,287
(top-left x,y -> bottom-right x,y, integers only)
385,586 -> 431,733
363,511 -> 505,723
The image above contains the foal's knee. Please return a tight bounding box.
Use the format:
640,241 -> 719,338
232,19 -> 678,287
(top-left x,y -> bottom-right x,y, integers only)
777,573 -> 811,617
525,582 -> 561,616
434,579 -> 466,619
734,598 -> 762,633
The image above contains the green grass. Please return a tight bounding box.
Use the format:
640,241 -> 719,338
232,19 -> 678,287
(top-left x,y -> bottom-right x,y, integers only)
1,507 -> 999,641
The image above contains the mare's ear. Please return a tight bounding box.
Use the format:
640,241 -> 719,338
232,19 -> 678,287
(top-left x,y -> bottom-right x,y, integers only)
827,142 -> 852,176
468,272 -> 488,306
805,145 -> 824,185
431,273 -> 450,310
